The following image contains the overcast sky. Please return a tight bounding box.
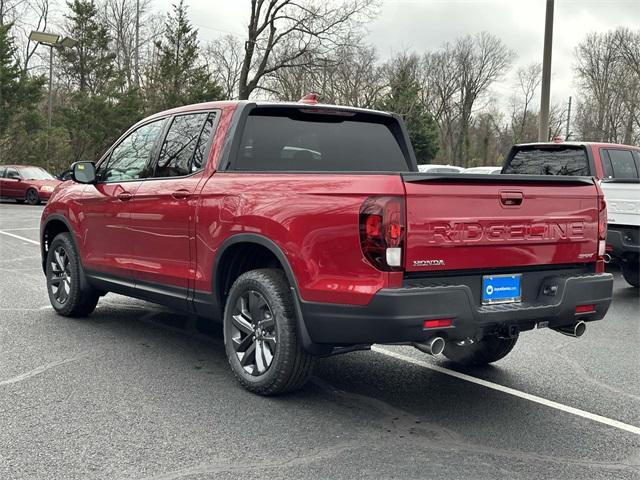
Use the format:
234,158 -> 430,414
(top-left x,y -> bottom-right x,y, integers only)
160,0 -> 640,110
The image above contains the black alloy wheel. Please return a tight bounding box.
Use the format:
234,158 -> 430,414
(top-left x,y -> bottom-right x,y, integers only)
26,189 -> 40,205
229,290 -> 277,376
49,245 -> 72,305
223,269 -> 315,395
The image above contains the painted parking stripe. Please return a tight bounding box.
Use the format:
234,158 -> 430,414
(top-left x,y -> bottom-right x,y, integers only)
372,346 -> 640,436
1,227 -> 40,231
0,230 -> 40,246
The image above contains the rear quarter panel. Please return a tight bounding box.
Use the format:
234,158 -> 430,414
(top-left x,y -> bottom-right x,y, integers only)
194,173 -> 405,305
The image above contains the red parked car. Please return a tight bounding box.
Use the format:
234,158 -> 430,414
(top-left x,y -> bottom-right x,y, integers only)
0,165 -> 61,204
40,99 -> 613,395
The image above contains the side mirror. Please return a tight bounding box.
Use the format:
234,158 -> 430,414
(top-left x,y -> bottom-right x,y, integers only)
71,161 -> 96,184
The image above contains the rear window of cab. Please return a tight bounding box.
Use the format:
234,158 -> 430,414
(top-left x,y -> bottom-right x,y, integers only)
503,146 -> 591,176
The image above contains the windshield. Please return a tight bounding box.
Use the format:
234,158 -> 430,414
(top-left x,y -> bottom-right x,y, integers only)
19,167 -> 55,180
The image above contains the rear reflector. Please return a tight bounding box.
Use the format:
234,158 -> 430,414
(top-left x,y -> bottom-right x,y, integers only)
423,318 -> 453,329
598,240 -> 606,256
575,304 -> 595,314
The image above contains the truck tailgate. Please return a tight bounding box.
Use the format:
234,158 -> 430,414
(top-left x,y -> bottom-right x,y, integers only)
403,174 -> 599,272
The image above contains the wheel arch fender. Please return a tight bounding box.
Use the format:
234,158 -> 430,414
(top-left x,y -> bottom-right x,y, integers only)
41,215 -> 90,291
214,234 -> 330,355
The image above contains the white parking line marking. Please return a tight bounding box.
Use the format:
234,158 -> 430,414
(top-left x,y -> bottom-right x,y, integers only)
1,227 -> 40,231
0,353 -> 88,387
372,346 -> 640,436
0,230 -> 40,246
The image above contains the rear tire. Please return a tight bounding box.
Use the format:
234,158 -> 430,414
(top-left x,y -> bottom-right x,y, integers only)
46,233 -> 99,317
26,189 -> 40,205
223,268 -> 315,395
622,262 -> 639,288
443,335 -> 518,366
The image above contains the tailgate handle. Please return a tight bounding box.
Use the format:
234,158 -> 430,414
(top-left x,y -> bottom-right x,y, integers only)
500,191 -> 523,206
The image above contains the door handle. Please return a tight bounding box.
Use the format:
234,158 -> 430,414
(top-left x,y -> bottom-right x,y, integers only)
171,190 -> 190,200
500,191 -> 523,206
117,192 -> 133,201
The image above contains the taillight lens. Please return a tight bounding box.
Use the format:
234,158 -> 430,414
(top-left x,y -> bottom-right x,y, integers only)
359,196 -> 405,271
598,196 -> 607,241
596,196 -> 607,273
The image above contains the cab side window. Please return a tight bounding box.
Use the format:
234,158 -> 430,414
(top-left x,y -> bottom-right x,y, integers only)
152,111 -> 216,178
602,149 -> 639,179
0,167 -> 6,178
98,119 -> 166,182
6,168 -> 20,180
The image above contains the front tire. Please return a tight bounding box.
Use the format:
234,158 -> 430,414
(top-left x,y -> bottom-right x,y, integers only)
26,189 -> 40,205
443,335 -> 518,366
223,268 -> 315,395
46,233 -> 99,317
622,262 -> 639,288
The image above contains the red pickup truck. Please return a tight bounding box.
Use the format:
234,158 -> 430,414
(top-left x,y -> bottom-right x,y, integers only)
40,100 -> 613,395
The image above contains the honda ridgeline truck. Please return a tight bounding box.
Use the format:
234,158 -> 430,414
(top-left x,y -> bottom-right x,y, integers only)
40,99 -> 614,395
504,141 -> 639,287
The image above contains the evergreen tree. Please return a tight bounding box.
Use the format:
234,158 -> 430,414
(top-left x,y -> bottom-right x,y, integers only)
379,55 -> 439,164
59,0 -> 117,95
150,0 -> 222,111
57,1 -> 142,163
0,23 -> 45,141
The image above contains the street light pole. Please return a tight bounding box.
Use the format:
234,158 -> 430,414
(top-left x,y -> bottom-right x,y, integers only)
47,45 -> 53,172
29,31 -> 78,173
538,0 -> 554,142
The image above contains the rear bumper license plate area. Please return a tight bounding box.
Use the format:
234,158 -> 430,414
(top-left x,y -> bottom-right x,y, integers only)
482,274 -> 522,304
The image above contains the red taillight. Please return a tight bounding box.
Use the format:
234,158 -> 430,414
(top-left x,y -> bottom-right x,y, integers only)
575,304 -> 595,314
423,318 -> 453,329
598,196 -> 607,241
359,196 -> 405,271
597,196 -> 607,272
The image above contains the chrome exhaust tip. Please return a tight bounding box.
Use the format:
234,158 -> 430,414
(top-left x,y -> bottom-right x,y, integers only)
603,253 -> 612,264
413,337 -> 445,356
553,321 -> 587,338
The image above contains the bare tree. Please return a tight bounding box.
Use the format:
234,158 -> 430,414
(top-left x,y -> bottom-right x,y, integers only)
263,41 -> 384,107
454,32 -> 514,166
509,63 -> 542,143
574,28 -> 639,144
421,46 -> 460,163
204,34 -> 243,99
236,0 -> 379,100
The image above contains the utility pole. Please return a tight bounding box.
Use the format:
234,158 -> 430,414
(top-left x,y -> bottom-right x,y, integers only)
135,0 -> 140,87
538,0 -> 554,142
565,96 -> 572,140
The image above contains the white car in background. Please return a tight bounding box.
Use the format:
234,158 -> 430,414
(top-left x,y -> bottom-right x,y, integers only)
417,164 -> 465,173
463,166 -> 503,174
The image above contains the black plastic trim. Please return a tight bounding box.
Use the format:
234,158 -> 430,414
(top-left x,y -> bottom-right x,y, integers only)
85,270 -> 192,312
299,272 -> 613,345
210,233 -> 330,355
402,173 -> 596,185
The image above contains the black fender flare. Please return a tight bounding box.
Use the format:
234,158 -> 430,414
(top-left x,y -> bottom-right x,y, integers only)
214,233 -> 331,355
41,214 -> 91,292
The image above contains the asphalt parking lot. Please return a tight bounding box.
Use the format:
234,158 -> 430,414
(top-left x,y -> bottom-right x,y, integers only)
0,201 -> 638,480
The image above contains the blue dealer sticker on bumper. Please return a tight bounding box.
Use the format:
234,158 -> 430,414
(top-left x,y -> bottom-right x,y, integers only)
482,274 -> 522,304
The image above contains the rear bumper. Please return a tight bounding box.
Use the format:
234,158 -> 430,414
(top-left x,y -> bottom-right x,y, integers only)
607,225 -> 639,259
300,272 -> 613,345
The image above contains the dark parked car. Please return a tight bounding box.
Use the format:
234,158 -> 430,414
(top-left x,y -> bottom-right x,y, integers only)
0,165 -> 61,204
